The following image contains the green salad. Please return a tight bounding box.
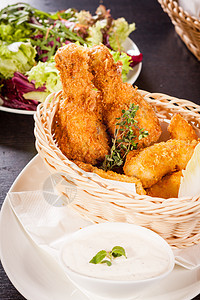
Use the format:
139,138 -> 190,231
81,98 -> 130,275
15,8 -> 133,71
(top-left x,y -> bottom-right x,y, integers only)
0,3 -> 142,111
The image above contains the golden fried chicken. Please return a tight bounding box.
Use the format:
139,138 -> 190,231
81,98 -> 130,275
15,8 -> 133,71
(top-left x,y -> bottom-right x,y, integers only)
146,171 -> 182,198
74,160 -> 146,195
123,139 -> 198,188
53,44 -> 110,165
168,113 -> 198,141
88,45 -> 162,148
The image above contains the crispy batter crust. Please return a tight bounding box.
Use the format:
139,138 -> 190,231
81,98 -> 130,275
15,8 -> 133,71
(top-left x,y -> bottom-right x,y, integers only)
146,171 -> 182,198
88,45 -> 162,148
52,44 -> 198,200
53,44 -> 110,165
124,139 -> 198,188
53,43 -> 162,166
168,113 -> 198,141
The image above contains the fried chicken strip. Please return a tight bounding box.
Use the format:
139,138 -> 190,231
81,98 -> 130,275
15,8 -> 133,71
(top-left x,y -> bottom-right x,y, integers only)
168,113 -> 198,141
74,160 -> 146,195
123,139 -> 198,188
88,45 -> 162,148
53,44 -> 110,165
146,171 -> 182,198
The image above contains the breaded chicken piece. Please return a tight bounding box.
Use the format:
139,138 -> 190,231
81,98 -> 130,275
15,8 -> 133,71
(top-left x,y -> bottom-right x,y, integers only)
88,45 -> 162,148
123,139 -> 198,188
146,171 -> 182,199
53,44 -> 110,165
74,160 -> 146,195
53,102 -> 110,164
168,113 -> 198,141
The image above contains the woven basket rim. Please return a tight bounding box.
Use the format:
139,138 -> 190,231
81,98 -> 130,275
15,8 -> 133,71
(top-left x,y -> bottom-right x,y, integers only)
158,0 -> 200,60
158,0 -> 200,24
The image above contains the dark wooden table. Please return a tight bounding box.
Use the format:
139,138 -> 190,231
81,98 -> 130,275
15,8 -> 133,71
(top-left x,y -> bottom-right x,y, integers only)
0,0 -> 200,299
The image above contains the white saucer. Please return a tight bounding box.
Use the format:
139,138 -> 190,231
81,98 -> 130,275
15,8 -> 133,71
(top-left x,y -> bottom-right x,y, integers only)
0,38 -> 141,115
0,155 -> 200,300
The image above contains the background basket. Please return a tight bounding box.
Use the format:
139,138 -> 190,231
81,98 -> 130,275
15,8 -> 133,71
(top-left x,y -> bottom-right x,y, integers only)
34,90 -> 200,248
158,0 -> 200,60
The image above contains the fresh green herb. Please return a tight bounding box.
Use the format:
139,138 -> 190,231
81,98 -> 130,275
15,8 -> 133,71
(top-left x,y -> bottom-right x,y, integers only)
29,21 -> 86,61
0,3 -> 86,62
109,18 -> 135,52
89,250 -> 107,264
102,104 -> 148,171
0,3 -> 137,80
111,246 -> 127,258
101,260 -> 112,266
89,246 -> 127,266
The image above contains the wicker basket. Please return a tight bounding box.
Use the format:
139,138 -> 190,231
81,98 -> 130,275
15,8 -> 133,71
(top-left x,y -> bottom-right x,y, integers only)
34,90 -> 200,248
158,0 -> 200,60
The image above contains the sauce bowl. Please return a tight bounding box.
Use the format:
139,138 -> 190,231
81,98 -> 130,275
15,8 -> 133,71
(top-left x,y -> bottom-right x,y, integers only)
60,222 -> 175,299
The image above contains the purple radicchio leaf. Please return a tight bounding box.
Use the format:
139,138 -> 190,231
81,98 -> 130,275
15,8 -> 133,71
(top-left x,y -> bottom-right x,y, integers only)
1,72 -> 46,111
127,53 -> 143,67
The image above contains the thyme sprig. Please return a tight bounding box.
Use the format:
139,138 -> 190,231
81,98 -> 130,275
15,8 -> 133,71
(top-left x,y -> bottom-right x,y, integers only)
102,104 -> 148,171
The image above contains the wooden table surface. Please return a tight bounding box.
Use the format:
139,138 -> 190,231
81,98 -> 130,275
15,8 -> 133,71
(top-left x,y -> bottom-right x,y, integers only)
0,0 -> 200,299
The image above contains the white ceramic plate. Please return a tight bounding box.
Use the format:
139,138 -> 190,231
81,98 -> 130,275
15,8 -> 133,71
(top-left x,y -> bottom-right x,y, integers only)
0,155 -> 200,300
0,38 -> 141,115
0,103 -> 36,115
123,37 -> 142,84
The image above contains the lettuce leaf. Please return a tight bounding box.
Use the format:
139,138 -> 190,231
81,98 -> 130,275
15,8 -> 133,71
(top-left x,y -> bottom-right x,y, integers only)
0,23 -> 33,43
26,57 -> 62,93
76,10 -> 92,26
0,41 -> 36,79
111,51 -> 132,82
86,19 -> 107,45
109,18 -> 135,51
23,91 -> 50,102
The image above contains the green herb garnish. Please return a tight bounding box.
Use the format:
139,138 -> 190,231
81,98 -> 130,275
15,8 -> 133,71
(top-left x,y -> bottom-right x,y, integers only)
89,246 -> 127,266
102,104 -> 148,171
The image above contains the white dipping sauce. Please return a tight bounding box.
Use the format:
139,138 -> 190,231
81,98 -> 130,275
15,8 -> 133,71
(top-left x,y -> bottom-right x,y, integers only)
61,225 -> 172,281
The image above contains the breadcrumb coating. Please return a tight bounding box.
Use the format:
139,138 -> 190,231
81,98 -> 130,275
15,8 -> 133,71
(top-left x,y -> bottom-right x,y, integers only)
88,45 -> 162,148
124,139 -> 198,188
146,171 -> 182,198
168,113 -> 198,141
53,44 -> 110,165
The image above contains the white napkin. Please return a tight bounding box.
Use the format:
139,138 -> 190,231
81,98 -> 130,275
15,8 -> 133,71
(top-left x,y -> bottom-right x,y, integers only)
179,0 -> 200,18
8,190 -> 200,270
173,245 -> 200,269
80,171 -> 136,193
8,190 -> 92,265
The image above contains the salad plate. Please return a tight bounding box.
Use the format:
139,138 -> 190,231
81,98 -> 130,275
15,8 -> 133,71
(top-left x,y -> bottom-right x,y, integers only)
0,38 -> 142,116
0,104 -> 36,115
123,38 -> 142,85
0,154 -> 200,300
